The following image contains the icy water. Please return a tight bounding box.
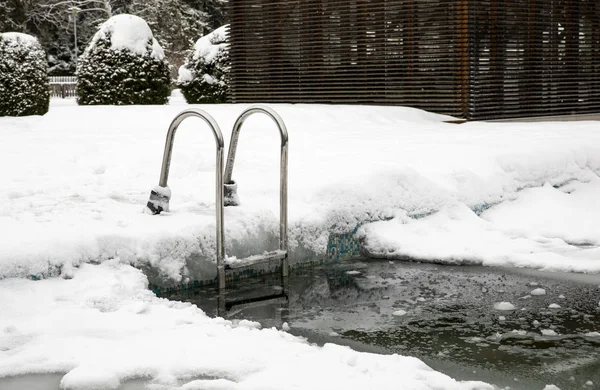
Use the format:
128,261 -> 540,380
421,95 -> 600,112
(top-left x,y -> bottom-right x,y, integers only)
163,259 -> 600,390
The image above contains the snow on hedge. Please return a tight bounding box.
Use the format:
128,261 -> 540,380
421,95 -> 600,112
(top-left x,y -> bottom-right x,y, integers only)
177,25 -> 229,103
0,32 -> 49,116
0,32 -> 39,46
86,14 -> 165,60
77,14 -> 171,106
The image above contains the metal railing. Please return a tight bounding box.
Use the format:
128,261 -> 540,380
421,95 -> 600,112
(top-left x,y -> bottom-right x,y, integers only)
223,105 -> 289,273
147,105 -> 289,293
145,109 -> 225,287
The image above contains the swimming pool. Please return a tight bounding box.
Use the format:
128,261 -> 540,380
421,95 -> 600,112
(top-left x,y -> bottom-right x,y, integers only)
162,258 -> 600,390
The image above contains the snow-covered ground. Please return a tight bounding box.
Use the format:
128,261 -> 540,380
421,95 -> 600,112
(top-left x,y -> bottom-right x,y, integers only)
1,97 -> 599,281
0,96 -> 599,389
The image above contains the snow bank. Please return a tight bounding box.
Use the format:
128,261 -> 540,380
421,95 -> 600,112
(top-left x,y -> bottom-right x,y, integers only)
0,261 -> 493,390
86,14 -> 164,60
0,101 -> 600,282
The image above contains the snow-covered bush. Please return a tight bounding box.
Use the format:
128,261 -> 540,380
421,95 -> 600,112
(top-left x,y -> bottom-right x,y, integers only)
77,14 -> 171,105
177,25 -> 229,104
0,33 -> 49,117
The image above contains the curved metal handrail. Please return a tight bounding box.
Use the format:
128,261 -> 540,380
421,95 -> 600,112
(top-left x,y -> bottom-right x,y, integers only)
148,108 -> 225,284
224,105 -> 289,255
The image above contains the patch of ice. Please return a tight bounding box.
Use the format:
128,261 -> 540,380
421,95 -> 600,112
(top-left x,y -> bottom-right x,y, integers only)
393,310 -> 408,317
548,303 -> 561,309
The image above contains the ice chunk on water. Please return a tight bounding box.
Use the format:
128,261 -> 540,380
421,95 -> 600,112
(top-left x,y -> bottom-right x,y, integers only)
541,329 -> 558,336
531,288 -> 546,296
494,302 -> 516,311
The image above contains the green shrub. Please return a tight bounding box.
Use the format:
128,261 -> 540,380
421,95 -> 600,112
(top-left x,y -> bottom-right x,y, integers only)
177,25 -> 229,104
77,14 -> 171,105
0,33 -> 49,116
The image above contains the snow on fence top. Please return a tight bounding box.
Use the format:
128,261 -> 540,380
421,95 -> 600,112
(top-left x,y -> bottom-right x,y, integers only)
0,32 -> 40,47
85,14 -> 164,60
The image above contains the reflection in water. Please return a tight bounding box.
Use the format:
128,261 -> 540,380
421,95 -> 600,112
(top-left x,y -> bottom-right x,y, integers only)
162,260 -> 600,390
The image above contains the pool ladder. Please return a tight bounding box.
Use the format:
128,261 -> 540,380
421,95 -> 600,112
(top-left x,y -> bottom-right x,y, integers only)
145,105 -> 289,294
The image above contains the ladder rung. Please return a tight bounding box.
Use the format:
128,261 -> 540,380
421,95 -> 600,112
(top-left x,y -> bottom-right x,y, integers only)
225,250 -> 287,270
225,293 -> 288,310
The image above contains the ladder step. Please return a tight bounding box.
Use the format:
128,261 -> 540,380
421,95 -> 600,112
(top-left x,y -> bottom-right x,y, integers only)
224,293 -> 288,311
224,250 -> 287,270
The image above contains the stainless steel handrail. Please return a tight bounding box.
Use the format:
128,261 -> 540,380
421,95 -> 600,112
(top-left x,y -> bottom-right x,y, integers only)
224,105 -> 289,275
151,108 -> 225,288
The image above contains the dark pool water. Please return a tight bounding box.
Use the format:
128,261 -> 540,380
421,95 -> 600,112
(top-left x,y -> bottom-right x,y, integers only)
162,259 -> 600,390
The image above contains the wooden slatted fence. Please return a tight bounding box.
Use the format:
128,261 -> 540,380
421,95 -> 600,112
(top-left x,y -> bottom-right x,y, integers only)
228,0 -> 600,120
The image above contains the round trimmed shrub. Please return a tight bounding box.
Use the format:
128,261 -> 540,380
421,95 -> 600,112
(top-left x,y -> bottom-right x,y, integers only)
77,14 -> 171,105
177,25 -> 229,104
0,33 -> 49,116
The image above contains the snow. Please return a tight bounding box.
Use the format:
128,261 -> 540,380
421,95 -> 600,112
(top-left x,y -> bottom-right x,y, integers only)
0,261 -> 494,390
543,386 -> 561,390
178,25 -> 229,85
86,14 -> 165,60
548,303 -> 561,309
192,25 -> 228,63
1,98 -> 600,387
0,100 -> 600,281
0,32 -> 39,46
494,302 -> 516,311
178,65 -> 193,83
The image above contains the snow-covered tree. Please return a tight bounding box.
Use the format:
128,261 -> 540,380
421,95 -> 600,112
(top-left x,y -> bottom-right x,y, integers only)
115,0 -> 207,71
76,14 -> 171,105
0,32 -> 50,116
177,25 -> 229,104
